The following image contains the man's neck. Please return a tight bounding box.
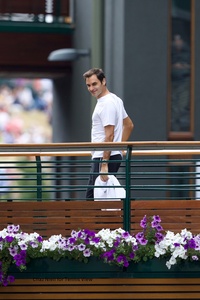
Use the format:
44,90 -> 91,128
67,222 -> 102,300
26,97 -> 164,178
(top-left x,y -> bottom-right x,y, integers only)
97,89 -> 110,99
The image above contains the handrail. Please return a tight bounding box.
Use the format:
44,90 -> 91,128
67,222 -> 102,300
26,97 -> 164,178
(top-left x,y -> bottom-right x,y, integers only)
0,149 -> 200,156
0,140 -> 200,154
0,140 -> 200,148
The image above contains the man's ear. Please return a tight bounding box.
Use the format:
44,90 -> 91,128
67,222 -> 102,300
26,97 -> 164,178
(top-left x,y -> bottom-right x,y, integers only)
102,78 -> 106,86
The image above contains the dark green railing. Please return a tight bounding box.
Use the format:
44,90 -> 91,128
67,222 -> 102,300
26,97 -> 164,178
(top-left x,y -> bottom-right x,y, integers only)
1,141 -> 200,232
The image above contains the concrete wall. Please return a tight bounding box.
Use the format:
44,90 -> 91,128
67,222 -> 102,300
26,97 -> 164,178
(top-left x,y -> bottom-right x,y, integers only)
53,75 -> 77,142
69,0 -> 93,142
53,0 -> 198,144
53,0 -> 92,143
123,0 -> 169,141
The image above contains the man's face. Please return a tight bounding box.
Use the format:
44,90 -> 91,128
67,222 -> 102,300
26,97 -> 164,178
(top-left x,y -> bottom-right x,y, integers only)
85,75 -> 106,99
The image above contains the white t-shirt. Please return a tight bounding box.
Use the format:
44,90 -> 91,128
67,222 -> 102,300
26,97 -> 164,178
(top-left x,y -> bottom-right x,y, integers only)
91,93 -> 128,158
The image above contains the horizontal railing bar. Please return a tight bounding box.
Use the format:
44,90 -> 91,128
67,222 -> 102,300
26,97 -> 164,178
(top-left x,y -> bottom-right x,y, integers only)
0,149 -> 200,157
131,150 -> 200,155
0,141 -> 200,152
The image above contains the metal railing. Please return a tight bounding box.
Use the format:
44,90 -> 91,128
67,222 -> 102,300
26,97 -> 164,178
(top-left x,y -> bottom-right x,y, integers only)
0,141 -> 200,202
0,141 -> 200,232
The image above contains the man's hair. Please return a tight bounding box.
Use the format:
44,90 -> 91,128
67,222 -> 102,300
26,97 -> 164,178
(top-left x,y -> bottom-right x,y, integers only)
83,68 -> 105,83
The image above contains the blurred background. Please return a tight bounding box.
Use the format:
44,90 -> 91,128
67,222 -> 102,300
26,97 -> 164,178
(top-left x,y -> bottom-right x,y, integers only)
0,78 -> 52,143
0,0 -> 199,144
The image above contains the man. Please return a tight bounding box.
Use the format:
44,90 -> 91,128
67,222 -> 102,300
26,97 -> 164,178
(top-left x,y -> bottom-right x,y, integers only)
83,68 -> 134,199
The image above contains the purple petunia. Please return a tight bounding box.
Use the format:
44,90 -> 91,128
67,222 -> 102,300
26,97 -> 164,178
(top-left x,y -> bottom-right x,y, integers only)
102,250 -> 115,262
138,237 -> 148,246
155,232 -> 164,242
192,255 -> 198,261
8,247 -> 18,257
135,232 -> 144,240
7,275 -> 15,283
68,237 -> 76,244
186,239 -> 196,249
113,237 -> 121,248
155,224 -> 163,231
83,248 -> 91,257
37,236 -> 43,243
140,215 -> 147,229
5,236 -> 14,243
92,236 -> 101,243
78,243 -> 86,251
152,215 -> 161,223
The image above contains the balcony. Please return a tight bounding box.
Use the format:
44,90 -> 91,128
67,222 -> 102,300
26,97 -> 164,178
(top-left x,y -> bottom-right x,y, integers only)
0,141 -> 200,299
0,141 -> 200,233
0,0 -> 74,33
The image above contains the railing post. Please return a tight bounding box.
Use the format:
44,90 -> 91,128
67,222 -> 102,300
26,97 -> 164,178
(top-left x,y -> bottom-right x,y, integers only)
124,145 -> 132,232
36,156 -> 42,201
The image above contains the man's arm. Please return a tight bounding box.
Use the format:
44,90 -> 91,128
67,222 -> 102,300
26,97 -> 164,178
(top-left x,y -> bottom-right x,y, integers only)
102,125 -> 114,159
122,116 -> 134,141
100,125 -> 114,181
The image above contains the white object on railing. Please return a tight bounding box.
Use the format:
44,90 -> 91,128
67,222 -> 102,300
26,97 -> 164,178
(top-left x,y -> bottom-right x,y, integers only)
94,175 -> 125,211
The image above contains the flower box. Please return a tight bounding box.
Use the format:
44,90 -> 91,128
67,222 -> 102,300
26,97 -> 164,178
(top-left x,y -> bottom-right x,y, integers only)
2,215 -> 200,287
126,258 -> 200,278
8,257 -> 200,279
9,257 -> 121,279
